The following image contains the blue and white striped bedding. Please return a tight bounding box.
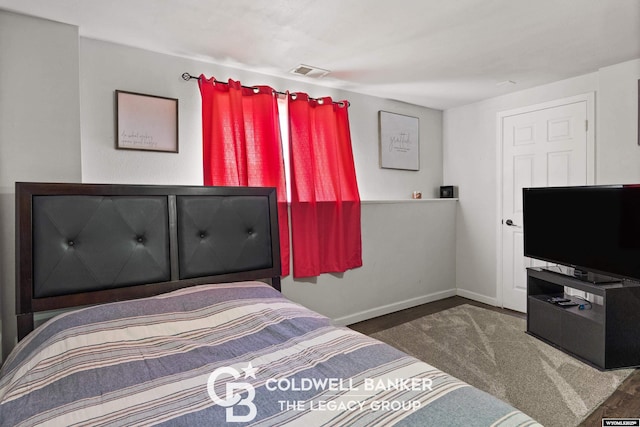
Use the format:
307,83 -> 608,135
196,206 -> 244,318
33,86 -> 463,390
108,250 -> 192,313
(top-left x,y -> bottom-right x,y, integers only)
0,282 -> 539,426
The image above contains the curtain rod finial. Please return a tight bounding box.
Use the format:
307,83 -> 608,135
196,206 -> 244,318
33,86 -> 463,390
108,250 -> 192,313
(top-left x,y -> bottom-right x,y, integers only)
182,72 -> 194,81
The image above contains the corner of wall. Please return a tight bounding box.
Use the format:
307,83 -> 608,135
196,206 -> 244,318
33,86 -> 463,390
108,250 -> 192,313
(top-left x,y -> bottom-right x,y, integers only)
0,11 -> 82,361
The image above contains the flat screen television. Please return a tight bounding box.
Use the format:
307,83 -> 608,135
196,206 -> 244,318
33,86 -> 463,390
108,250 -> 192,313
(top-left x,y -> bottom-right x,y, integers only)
522,185 -> 640,283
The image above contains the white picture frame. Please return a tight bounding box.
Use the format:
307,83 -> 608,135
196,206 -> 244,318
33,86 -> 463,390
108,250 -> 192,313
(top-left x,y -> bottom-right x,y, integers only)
379,111 -> 419,171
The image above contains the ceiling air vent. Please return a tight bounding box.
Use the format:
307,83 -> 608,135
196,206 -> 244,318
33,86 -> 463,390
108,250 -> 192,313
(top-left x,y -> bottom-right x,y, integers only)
289,64 -> 331,79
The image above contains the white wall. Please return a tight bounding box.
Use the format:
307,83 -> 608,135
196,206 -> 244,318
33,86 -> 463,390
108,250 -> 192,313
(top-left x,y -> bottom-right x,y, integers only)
0,11 -> 82,358
444,58 -> 640,304
80,40 -> 203,186
80,38 -> 443,200
596,60 -> 640,184
78,38 -> 453,324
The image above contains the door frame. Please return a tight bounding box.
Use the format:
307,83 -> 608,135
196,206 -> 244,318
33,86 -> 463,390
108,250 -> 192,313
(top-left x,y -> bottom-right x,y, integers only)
495,93 -> 596,309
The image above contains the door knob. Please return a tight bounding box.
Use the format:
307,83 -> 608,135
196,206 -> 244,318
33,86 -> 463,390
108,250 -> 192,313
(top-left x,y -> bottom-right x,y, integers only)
505,219 -> 519,227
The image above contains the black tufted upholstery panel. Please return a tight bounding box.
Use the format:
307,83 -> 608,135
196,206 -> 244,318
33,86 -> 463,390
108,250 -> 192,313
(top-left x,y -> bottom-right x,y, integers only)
16,183 -> 281,340
33,195 -> 171,298
177,195 -> 272,279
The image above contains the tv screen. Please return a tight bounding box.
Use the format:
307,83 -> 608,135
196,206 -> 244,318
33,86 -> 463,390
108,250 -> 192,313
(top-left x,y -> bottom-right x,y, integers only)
523,185 -> 640,282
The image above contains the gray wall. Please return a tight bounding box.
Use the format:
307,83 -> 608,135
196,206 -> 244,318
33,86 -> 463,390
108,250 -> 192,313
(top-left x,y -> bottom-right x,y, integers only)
284,200 -> 457,326
0,11 -> 82,358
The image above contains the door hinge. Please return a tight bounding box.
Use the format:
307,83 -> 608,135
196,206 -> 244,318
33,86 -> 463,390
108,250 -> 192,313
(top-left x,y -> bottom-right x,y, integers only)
585,120 -> 588,131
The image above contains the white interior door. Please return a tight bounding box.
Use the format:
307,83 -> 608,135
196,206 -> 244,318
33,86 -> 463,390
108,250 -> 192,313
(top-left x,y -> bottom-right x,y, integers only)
500,98 -> 590,312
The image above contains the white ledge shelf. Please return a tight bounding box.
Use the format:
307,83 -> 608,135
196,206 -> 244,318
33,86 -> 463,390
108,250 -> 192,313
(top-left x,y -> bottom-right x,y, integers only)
362,198 -> 458,205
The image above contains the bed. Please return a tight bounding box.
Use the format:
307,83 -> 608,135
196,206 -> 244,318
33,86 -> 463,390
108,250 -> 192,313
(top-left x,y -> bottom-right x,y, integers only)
0,182 -> 540,426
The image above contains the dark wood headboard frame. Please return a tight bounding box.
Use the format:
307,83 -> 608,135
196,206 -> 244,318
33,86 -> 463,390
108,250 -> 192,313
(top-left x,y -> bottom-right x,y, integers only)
15,182 -> 281,341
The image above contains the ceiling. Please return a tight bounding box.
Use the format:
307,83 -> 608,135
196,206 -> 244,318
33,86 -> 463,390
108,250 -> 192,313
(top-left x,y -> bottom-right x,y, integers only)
1,0 -> 639,110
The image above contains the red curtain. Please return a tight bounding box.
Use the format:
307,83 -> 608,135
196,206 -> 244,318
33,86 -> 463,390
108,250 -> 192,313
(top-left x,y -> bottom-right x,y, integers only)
198,76 -> 290,276
288,93 -> 362,278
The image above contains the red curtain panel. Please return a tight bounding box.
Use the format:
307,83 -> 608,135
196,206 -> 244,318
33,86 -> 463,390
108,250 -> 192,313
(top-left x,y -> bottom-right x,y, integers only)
288,93 -> 362,278
199,76 -> 290,276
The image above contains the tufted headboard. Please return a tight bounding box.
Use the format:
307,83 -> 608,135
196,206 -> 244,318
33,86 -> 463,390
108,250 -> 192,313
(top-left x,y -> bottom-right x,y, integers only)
15,182 -> 281,340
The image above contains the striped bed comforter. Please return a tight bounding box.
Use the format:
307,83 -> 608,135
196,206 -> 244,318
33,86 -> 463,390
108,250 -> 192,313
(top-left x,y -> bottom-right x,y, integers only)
0,282 -> 539,426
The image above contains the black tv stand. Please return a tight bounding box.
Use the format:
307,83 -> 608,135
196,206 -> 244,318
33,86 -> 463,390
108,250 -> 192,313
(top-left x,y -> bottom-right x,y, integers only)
527,267 -> 640,370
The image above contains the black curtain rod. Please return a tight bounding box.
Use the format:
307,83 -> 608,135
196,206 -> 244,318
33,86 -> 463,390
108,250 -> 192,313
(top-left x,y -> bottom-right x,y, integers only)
182,72 -> 349,107
181,72 -> 287,96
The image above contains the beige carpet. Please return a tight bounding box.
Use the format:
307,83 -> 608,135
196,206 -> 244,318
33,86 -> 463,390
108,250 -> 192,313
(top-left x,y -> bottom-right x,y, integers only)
371,304 -> 633,427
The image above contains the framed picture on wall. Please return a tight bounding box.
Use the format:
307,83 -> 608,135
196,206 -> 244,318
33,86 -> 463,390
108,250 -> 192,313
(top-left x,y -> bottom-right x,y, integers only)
116,90 -> 179,153
378,111 -> 420,171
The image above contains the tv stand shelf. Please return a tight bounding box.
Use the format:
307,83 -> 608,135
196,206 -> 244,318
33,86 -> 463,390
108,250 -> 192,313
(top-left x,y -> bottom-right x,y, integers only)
527,267 -> 640,370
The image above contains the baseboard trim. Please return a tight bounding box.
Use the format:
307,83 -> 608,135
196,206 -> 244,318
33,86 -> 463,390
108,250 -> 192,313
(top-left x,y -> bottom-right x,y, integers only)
456,288 -> 498,307
332,289 -> 457,326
